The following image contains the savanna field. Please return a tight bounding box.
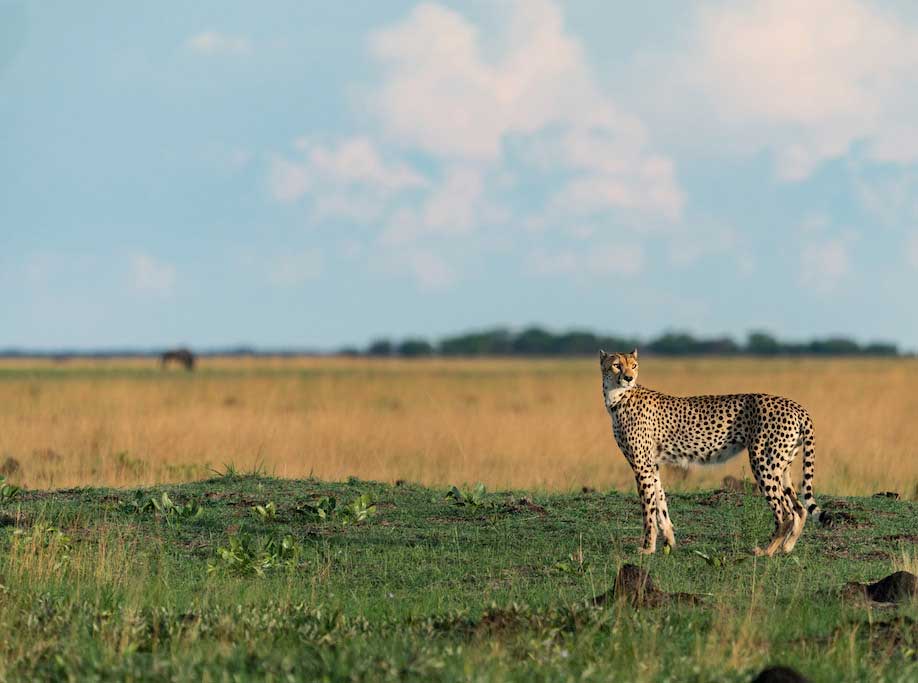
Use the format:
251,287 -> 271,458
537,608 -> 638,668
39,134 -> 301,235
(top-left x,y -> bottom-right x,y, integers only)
0,357 -> 916,681
3,355 -> 918,495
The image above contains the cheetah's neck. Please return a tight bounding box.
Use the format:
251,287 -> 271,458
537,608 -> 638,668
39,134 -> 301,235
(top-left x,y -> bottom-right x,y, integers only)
606,385 -> 638,409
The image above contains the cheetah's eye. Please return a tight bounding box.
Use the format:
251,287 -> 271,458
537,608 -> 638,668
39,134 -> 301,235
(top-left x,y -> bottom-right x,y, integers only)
612,364 -> 620,370
633,364 -> 638,369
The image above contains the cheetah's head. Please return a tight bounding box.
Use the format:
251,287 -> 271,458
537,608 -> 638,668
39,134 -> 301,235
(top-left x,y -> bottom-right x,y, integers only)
599,349 -> 639,391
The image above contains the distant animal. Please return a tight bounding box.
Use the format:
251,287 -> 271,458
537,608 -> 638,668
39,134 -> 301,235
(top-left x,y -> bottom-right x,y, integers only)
160,348 -> 195,371
599,349 -> 821,557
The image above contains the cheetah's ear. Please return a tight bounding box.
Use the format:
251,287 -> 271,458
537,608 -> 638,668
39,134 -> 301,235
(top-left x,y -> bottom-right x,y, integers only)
599,349 -> 608,362
630,348 -> 638,359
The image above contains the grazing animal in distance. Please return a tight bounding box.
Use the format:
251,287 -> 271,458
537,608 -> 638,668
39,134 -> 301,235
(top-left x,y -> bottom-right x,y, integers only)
599,348 -> 821,556
160,348 -> 195,371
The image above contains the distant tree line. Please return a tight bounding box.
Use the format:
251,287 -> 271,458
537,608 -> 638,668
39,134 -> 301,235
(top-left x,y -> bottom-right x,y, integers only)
0,329 -> 901,360
358,328 -> 900,358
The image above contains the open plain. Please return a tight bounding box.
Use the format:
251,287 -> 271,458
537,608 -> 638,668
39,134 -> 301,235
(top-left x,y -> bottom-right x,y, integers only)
0,357 -> 915,681
1,355 -> 917,496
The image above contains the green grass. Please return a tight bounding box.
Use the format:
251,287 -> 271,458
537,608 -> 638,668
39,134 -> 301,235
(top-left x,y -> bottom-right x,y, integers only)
0,475 -> 915,682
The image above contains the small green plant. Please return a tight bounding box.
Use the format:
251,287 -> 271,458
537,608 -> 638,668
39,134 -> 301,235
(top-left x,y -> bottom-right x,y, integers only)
298,495 -> 338,521
207,532 -> 303,577
297,494 -> 376,526
170,498 -> 204,520
210,459 -> 268,480
0,475 -> 21,505
445,483 -> 488,507
209,462 -> 240,479
124,491 -> 203,522
342,493 -> 376,525
252,501 -> 277,521
552,536 -> 589,574
692,549 -> 747,568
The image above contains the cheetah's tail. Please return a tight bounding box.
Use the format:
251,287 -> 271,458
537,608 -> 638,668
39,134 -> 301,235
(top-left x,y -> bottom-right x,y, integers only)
800,413 -> 823,523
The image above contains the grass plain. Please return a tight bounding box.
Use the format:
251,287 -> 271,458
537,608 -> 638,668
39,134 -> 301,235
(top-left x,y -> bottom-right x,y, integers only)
0,475 -> 914,681
0,357 -> 916,681
0,355 -> 917,497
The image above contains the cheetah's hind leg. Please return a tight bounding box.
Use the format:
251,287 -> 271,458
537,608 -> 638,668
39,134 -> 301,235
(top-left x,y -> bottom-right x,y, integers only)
750,446 -> 794,557
779,465 -> 806,553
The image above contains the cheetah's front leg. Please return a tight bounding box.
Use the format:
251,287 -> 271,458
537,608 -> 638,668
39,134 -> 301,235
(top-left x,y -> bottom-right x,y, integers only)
653,465 -> 676,549
633,464 -> 658,554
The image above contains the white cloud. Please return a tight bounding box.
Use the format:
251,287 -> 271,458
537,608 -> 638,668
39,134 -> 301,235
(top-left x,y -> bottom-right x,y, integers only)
550,156 -> 683,222
648,0 -> 918,180
268,137 -> 427,208
186,30 -> 252,56
293,136 -> 427,193
527,244 -> 644,278
267,249 -> 323,287
264,2 -> 691,291
369,0 -> 683,220
130,254 -> 175,295
381,166 -> 487,243
371,1 -> 591,160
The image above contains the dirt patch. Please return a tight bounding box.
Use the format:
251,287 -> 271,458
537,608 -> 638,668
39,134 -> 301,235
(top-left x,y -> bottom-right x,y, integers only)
19,487 -> 88,502
872,491 -> 900,500
751,666 -> 810,683
429,607 -> 532,639
499,498 -> 547,516
592,564 -> 702,608
883,533 -> 918,543
227,497 -> 259,508
819,509 -> 859,528
841,571 -> 918,604
474,608 -> 527,636
820,499 -> 868,512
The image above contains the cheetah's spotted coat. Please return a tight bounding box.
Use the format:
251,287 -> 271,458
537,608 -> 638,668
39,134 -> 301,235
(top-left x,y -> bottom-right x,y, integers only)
600,349 -> 822,556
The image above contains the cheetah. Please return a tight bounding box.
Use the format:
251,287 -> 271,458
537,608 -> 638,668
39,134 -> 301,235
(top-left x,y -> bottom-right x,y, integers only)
599,349 -> 823,556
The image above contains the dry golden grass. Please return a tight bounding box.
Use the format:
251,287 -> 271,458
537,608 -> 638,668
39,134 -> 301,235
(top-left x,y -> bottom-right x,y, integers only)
1,355 -> 916,497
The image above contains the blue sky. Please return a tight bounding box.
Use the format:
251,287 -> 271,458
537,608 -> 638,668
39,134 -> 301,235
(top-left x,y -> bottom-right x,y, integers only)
3,0 -> 918,350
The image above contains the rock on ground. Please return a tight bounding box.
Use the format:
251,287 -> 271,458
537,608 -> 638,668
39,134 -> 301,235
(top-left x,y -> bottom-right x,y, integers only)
842,571 -> 918,603
751,666 -> 810,683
